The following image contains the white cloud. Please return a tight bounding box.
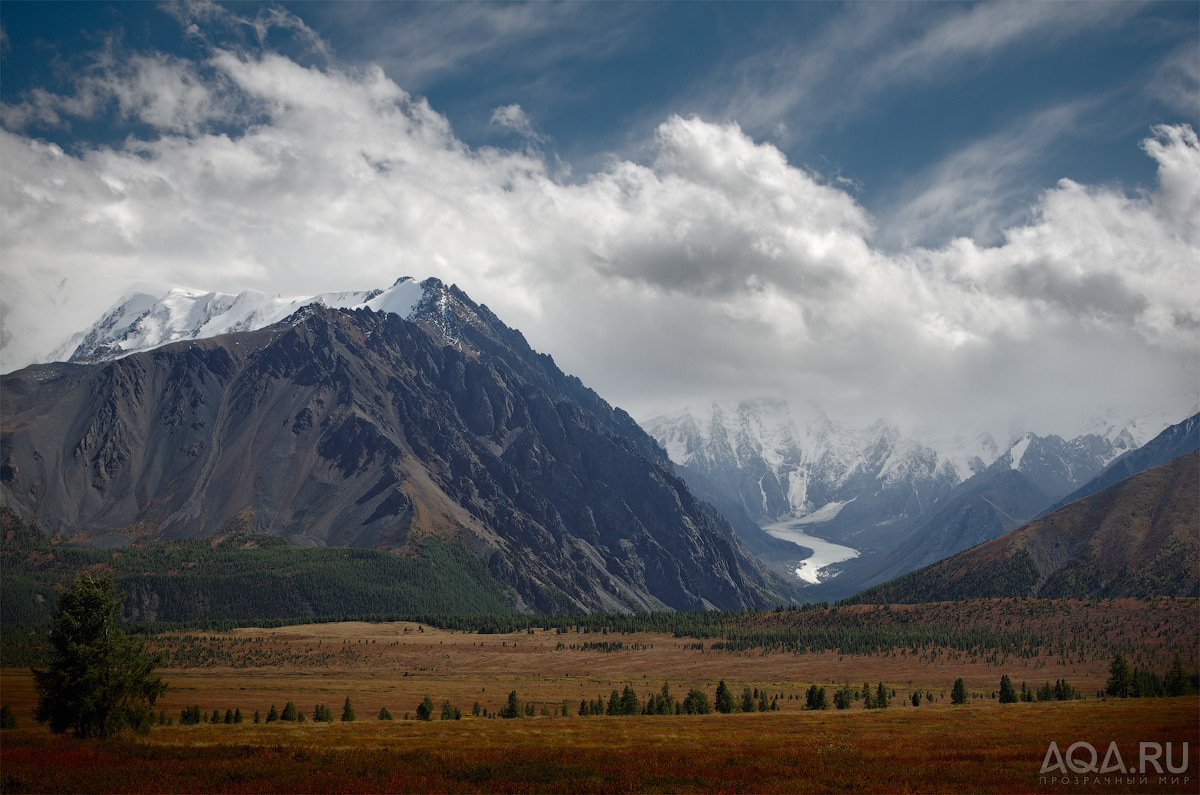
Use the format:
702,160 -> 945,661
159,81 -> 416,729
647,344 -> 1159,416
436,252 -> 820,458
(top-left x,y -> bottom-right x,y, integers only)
490,104 -> 545,143
1,29 -> 1196,436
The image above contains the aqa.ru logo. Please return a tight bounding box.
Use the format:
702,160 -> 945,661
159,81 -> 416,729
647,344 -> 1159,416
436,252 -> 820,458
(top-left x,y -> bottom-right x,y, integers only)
1040,741 -> 1190,776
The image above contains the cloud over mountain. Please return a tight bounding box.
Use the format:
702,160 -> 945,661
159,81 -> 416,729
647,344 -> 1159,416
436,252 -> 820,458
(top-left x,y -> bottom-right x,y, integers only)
1,3 -> 1196,435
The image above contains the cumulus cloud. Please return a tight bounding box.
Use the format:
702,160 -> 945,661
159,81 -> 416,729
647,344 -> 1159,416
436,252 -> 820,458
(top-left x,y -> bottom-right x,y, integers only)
1,19 -> 1196,436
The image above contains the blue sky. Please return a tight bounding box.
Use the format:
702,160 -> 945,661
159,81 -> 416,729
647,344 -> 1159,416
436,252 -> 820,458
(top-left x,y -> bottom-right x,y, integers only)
1,1 -> 1197,433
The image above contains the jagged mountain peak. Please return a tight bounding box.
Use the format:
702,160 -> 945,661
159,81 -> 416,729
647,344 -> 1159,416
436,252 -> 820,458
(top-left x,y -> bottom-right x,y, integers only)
47,276 -> 452,366
3,285 -> 779,613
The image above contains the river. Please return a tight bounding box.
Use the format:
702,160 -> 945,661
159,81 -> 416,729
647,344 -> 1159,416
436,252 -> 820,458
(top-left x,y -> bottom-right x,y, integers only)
763,519 -> 860,584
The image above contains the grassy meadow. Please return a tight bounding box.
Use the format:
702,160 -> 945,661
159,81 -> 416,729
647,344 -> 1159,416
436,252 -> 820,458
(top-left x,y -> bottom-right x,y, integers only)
2,600 -> 1197,792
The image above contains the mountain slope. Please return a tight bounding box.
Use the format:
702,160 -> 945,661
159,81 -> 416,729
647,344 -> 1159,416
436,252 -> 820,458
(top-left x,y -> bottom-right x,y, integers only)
850,450 -> 1200,603
1040,413 -> 1200,516
2,279 -> 777,614
642,398 -> 1151,597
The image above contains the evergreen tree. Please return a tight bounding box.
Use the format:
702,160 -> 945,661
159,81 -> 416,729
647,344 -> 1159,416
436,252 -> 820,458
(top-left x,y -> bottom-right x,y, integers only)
606,689 -> 621,716
440,700 -> 458,720
341,697 -> 355,722
714,680 -> 735,714
758,690 -> 769,712
951,678 -> 967,705
874,682 -> 889,709
378,706 -> 392,720
805,684 -> 828,710
910,690 -> 921,707
1,704 -> 17,729
561,698 -> 572,717
211,709 -> 221,724
266,704 -> 279,723
832,683 -> 854,710
682,688 -> 711,715
998,675 -> 1017,704
862,683 -> 875,709
1106,654 -> 1132,698
742,687 -> 755,713
281,702 -> 297,721
234,708 -> 243,724
1164,652 -> 1193,697
659,682 -> 675,714
620,685 -> 640,716
33,573 -> 167,738
500,690 -> 522,719
224,708 -> 234,724
417,695 -> 435,721
253,710 -> 261,724
473,702 -> 482,717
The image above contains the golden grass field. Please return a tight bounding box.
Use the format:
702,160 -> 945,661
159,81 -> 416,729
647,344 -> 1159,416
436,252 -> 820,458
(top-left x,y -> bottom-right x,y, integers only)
2,604 -> 1197,793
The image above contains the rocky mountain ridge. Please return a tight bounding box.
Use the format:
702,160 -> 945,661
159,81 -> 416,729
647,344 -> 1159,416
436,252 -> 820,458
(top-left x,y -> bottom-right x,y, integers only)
2,280 -> 780,614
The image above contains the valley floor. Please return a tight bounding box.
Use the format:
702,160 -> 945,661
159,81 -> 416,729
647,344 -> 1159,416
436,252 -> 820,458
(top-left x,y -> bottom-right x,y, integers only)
0,699 -> 1195,793
2,603 -> 1197,792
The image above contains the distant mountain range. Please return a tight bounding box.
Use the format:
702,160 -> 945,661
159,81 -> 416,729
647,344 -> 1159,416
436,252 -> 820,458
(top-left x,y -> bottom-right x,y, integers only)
642,399 -> 1188,598
1,278 -> 783,615
849,447 -> 1199,603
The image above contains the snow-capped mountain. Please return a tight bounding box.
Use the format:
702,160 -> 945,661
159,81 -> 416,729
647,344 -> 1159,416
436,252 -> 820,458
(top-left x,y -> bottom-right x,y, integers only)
643,398 -> 966,527
49,277 -> 435,365
641,397 -> 1180,595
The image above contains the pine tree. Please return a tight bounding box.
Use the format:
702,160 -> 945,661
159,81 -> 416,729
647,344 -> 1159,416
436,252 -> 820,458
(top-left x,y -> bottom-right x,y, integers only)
682,688 -> 711,715
742,687 -> 755,713
951,678 -> 967,705
1164,651 -> 1193,697
561,698 -> 571,717
874,682 -> 889,709
341,697 -> 355,722
1106,654 -> 1132,698
833,683 -> 854,710
253,710 -> 261,724
714,680 -> 735,714
1,704 -> 17,729
862,682 -> 875,709
234,708 -> 243,724
281,702 -> 297,721
378,706 -> 392,720
998,675 -> 1017,704
758,690 -> 769,712
224,708 -> 234,724
500,690 -> 522,719
266,704 -> 279,722
910,690 -> 921,707
33,573 -> 167,738
606,689 -> 621,716
620,685 -> 640,716
417,695 -> 435,721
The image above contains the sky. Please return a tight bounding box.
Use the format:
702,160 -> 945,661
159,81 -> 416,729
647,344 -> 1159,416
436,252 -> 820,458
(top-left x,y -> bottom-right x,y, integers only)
1,0 -> 1197,437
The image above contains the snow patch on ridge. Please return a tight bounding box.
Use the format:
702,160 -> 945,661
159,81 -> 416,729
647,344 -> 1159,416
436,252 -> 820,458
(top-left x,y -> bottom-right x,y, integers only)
48,277 -> 434,364
1009,435 -> 1032,470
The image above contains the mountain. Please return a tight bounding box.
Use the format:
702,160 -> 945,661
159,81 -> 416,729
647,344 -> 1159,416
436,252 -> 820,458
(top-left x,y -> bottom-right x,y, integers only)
642,398 -> 1167,598
849,450 -> 1200,603
47,278 -> 431,365
1040,413 -> 1200,516
1,278 -> 779,614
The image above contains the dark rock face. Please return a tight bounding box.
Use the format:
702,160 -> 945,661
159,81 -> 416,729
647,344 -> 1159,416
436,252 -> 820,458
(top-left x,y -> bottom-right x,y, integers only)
1,282 -> 774,613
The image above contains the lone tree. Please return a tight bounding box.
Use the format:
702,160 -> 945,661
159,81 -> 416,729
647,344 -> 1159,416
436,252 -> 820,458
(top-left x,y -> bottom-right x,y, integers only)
951,678 -> 967,705
33,573 -> 166,738
341,696 -> 355,722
